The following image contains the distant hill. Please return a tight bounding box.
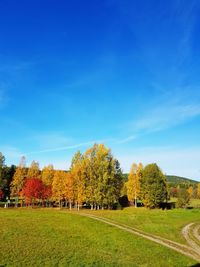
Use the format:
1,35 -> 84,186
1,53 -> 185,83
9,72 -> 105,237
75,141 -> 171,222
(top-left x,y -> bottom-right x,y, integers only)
166,175 -> 198,185
122,173 -> 199,185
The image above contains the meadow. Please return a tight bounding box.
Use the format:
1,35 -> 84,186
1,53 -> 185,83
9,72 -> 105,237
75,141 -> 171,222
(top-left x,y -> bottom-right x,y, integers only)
84,206 -> 200,244
0,208 -> 199,266
171,198 -> 200,209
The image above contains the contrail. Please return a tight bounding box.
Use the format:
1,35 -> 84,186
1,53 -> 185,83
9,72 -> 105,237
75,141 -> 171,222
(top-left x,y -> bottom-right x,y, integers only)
115,135 -> 136,144
23,136 -> 137,156
24,141 -> 97,155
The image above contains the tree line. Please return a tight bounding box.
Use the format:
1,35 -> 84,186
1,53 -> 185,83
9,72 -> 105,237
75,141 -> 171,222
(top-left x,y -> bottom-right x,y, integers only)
0,144 -> 200,209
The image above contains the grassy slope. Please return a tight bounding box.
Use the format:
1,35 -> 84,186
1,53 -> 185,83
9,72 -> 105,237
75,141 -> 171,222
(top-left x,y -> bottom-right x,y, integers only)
82,207 -> 200,244
0,209 -> 197,267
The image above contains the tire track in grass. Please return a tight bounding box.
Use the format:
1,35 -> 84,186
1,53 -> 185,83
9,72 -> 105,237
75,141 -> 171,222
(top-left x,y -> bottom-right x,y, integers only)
76,212 -> 200,263
193,225 -> 200,242
182,223 -> 200,255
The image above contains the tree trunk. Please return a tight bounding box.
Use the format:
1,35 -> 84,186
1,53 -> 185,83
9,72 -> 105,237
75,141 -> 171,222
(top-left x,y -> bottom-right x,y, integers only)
15,197 -> 18,208
135,192 -> 137,208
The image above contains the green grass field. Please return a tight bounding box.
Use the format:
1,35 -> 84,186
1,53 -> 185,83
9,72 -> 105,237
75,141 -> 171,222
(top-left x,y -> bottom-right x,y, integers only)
0,208 -> 199,266
170,198 -> 200,208
84,207 -> 200,244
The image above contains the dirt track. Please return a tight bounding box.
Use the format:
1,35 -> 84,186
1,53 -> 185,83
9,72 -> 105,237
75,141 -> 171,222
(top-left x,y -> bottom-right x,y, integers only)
77,212 -> 200,263
182,223 -> 200,255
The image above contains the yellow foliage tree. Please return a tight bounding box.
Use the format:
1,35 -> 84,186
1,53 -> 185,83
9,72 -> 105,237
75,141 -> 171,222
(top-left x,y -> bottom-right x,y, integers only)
41,164 -> 54,186
187,186 -> 193,199
65,172 -> 75,210
197,183 -> 200,199
70,151 -> 85,210
10,156 -> 27,203
27,161 -> 40,179
10,167 -> 27,197
52,170 -> 66,207
82,144 -> 122,210
127,163 -> 143,207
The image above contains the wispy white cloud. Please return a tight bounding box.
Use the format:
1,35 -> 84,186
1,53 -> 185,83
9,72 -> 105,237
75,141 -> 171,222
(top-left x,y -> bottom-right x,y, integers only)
133,102 -> 200,133
115,135 -> 136,144
32,132 -> 72,149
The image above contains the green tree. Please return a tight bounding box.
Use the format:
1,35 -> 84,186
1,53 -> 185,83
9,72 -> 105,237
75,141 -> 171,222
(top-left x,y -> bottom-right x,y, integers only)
0,153 -> 17,200
0,152 -> 5,166
0,152 -> 5,190
140,163 -> 168,208
1,165 -> 16,198
176,188 -> 190,208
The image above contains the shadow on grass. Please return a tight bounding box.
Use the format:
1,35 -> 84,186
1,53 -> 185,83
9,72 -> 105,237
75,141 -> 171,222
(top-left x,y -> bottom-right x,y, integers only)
190,264 -> 200,267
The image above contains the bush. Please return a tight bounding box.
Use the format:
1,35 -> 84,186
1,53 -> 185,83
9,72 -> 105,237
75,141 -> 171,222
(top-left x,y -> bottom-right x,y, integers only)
176,189 -> 190,208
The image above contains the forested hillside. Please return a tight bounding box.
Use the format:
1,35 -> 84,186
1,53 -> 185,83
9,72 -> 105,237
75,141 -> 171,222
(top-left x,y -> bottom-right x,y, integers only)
166,175 -> 198,185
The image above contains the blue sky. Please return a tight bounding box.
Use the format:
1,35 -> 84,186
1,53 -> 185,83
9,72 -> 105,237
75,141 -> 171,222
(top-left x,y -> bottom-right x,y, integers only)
0,0 -> 200,180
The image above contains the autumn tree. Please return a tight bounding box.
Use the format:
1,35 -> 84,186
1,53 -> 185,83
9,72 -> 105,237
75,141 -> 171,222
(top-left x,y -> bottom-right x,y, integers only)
187,186 -> 193,199
197,183 -> 200,199
170,187 -> 179,198
126,163 -> 143,207
41,164 -> 54,186
70,151 -> 85,210
140,163 -> 168,208
77,144 -> 123,209
65,172 -> 75,210
0,188 -> 4,199
52,170 -> 66,208
84,147 -> 98,209
27,160 -> 40,179
22,178 -> 46,205
42,185 -> 52,204
127,164 -> 137,206
10,157 -> 27,203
